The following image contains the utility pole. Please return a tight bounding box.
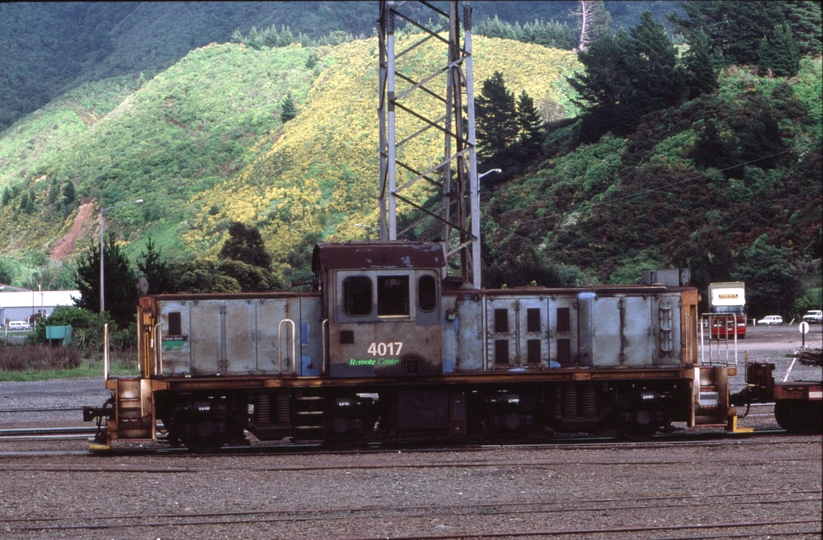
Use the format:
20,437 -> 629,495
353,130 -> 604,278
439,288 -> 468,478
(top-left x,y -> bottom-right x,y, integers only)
378,1 -> 481,289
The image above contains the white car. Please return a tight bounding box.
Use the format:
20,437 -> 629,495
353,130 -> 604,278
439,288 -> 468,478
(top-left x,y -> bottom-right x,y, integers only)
758,315 -> 783,325
7,320 -> 31,330
802,310 -> 823,324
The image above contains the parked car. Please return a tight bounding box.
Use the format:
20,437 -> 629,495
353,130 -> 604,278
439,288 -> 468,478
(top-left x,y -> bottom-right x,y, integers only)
7,320 -> 31,330
758,315 -> 783,325
802,310 -> 823,324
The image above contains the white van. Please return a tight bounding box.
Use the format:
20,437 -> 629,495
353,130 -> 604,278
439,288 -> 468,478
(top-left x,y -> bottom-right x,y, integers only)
7,321 -> 31,330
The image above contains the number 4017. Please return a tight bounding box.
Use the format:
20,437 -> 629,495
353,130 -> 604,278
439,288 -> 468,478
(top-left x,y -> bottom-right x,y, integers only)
367,342 -> 403,356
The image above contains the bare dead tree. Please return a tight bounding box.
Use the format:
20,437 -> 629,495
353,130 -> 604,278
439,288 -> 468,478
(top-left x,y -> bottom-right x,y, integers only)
576,0 -> 609,51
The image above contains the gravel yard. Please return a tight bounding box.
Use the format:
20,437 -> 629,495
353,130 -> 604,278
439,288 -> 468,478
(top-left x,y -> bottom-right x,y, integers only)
0,324 -> 820,539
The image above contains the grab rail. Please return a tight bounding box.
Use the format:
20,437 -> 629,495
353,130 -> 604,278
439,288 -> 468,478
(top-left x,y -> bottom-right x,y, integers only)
153,323 -> 162,376
279,319 -> 296,374
321,318 -> 329,375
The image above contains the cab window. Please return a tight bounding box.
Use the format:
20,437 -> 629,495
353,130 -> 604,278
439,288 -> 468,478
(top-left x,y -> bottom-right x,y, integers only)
378,275 -> 409,316
343,276 -> 372,316
418,275 -> 437,312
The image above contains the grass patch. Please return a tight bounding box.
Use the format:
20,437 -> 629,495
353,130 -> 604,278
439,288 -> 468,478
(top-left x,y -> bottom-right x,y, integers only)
0,344 -> 139,381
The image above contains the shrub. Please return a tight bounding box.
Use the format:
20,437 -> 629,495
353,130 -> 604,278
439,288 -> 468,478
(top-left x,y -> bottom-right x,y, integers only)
0,344 -> 81,372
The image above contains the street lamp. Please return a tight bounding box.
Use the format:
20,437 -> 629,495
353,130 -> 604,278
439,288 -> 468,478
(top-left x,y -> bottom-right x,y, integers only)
99,199 -> 143,313
478,168 -> 502,180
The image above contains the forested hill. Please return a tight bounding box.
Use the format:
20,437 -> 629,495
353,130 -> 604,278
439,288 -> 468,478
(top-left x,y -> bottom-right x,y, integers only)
0,1 -> 676,133
478,2 -> 822,318
0,32 -> 578,269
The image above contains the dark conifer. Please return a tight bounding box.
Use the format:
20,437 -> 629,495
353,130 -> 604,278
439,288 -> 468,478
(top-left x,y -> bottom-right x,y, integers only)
684,29 -> 719,99
280,93 -> 297,123
758,22 -> 801,77
137,236 -> 176,294
516,90 -> 543,156
569,11 -> 685,140
475,71 -> 518,163
218,221 -> 272,271
74,232 -> 138,328
62,182 -> 76,205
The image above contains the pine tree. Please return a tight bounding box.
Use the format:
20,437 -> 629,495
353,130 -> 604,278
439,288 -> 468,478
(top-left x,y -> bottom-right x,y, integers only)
305,52 -> 317,69
475,71 -> 518,164
137,236 -> 176,294
516,90 -> 543,157
568,32 -> 629,141
569,11 -> 685,140
62,181 -> 76,205
782,0 -> 822,57
218,222 -> 272,271
74,232 -> 138,328
758,22 -> 801,77
684,28 -> 719,99
624,11 -> 685,109
280,93 -> 297,123
669,1 -> 787,67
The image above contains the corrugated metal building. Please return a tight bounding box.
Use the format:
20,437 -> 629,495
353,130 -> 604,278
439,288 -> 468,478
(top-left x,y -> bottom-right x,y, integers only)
0,290 -> 80,324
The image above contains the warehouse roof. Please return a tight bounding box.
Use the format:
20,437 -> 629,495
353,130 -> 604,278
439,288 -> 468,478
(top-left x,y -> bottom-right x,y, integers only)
0,290 -> 80,308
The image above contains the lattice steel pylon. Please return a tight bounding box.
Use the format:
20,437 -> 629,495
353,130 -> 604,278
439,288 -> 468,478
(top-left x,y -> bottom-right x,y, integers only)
378,0 -> 481,289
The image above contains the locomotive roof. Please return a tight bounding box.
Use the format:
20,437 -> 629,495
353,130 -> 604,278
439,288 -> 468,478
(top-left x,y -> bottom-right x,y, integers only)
312,241 -> 445,271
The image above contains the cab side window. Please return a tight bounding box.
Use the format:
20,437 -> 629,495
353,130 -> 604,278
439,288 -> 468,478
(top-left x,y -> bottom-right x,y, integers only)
343,276 -> 372,316
418,275 -> 437,312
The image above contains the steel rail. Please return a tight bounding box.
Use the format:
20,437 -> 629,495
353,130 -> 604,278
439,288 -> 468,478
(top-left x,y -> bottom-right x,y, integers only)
3,487 -> 820,525
0,407 -> 83,414
5,510 -> 820,536
2,488 -> 818,524
0,426 -> 97,438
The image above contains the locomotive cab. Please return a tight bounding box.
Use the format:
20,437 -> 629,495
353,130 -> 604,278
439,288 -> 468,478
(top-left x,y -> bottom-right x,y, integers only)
313,241 -> 445,377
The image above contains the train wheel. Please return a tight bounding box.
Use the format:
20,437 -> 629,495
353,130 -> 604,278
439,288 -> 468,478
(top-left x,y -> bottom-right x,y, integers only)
773,400 -> 822,434
774,400 -> 796,432
178,420 -> 230,453
802,401 -> 823,434
182,434 -> 227,454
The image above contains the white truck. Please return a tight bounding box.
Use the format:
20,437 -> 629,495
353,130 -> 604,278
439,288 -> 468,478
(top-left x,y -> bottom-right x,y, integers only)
707,281 -> 747,338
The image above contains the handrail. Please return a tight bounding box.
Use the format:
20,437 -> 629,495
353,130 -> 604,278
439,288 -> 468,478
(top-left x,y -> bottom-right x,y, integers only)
279,319 -> 296,374
700,313 -> 739,367
103,323 -> 110,381
685,313 -> 693,365
321,318 -> 329,375
153,323 -> 162,376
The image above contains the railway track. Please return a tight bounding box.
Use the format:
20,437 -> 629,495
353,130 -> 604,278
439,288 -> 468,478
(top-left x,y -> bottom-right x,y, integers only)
1,489 -> 819,537
0,425 -> 815,459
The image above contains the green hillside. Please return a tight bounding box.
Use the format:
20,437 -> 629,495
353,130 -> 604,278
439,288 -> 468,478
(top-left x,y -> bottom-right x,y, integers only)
0,35 -> 578,271
482,57 -> 822,315
3,1 -> 668,133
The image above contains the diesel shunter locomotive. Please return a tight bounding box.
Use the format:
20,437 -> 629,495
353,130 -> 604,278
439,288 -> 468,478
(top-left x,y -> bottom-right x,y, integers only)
84,241 -> 747,453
